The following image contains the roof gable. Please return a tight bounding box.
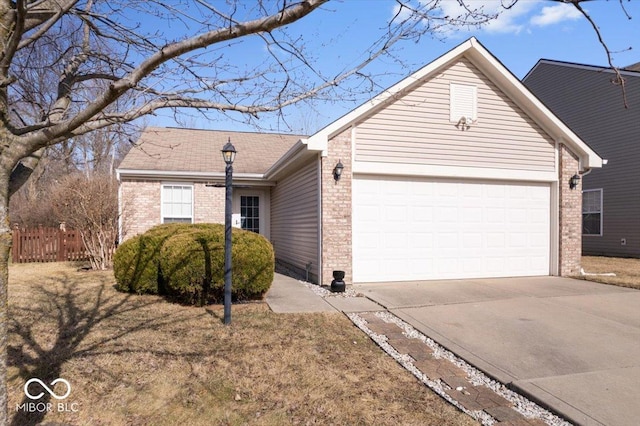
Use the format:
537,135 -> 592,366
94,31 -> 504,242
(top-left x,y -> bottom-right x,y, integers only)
354,56 -> 557,173
305,37 -> 602,170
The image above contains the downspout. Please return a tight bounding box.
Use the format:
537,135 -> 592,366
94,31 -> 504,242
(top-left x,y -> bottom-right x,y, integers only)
317,153 -> 323,286
551,140 -> 560,276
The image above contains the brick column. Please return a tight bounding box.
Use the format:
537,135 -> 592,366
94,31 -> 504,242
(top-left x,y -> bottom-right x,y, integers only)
558,144 -> 582,276
321,128 -> 353,285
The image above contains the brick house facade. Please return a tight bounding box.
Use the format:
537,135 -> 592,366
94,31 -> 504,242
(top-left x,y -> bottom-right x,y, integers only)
117,38 -> 601,286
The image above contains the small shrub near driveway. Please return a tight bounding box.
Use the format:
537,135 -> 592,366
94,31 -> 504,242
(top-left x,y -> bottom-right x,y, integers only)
113,223 -> 274,304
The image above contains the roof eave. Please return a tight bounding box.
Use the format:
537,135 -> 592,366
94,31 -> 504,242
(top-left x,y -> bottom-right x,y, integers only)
264,138 -> 322,180
116,168 -> 272,184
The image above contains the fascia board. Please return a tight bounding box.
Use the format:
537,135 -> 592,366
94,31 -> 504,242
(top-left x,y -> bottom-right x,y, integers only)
354,161 -> 558,183
264,139 -> 318,179
266,139 -> 307,172
116,169 -> 266,181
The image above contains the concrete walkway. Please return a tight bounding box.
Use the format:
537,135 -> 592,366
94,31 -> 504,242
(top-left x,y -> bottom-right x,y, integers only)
265,273 -> 336,313
356,276 -> 640,426
265,273 -> 384,313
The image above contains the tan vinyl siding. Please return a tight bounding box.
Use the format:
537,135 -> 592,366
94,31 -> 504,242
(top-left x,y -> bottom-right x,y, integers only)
270,158 -> 320,282
355,58 -> 556,171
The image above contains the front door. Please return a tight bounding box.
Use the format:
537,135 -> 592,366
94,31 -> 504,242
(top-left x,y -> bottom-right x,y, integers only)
233,189 -> 270,239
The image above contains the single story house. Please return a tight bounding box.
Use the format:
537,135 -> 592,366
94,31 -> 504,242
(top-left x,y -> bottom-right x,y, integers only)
117,37 -> 602,285
524,59 -> 640,258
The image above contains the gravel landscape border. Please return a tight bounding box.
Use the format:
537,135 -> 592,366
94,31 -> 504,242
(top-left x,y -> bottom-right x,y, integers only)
301,280 -> 572,426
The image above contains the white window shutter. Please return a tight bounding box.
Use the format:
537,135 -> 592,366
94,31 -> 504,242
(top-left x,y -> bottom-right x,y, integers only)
450,84 -> 477,122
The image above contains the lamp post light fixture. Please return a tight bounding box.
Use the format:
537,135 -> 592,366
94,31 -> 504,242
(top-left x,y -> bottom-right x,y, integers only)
333,160 -> 344,181
222,139 -> 236,325
569,173 -> 581,190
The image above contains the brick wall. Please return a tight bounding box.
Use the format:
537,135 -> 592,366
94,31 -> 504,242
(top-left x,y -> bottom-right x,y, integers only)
120,180 -> 226,240
558,144 -> 582,276
194,184 -> 225,224
120,179 -> 161,239
321,128 -> 353,285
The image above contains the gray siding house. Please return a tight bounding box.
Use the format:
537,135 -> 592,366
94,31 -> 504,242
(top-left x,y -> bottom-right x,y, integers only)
524,60 -> 640,258
118,38 -> 602,285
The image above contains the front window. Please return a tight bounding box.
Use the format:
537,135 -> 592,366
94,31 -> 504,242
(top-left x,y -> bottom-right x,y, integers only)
162,184 -> 193,223
582,189 -> 602,236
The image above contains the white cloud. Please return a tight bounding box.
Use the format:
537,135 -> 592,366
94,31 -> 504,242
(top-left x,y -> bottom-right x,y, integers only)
529,3 -> 583,27
406,0 -> 583,36
433,0 -> 541,35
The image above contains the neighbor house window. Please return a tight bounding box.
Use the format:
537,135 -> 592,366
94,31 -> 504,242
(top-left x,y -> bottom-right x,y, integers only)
582,189 -> 602,236
162,184 -> 193,223
450,83 -> 477,122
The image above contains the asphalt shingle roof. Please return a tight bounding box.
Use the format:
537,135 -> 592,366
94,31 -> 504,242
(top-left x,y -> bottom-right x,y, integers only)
118,127 -> 305,175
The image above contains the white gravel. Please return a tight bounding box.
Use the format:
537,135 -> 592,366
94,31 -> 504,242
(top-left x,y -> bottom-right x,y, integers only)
293,277 -> 572,425
299,280 -> 362,298
348,311 -> 573,426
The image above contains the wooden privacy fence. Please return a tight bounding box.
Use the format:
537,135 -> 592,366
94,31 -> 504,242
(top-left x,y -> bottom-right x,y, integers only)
12,225 -> 89,263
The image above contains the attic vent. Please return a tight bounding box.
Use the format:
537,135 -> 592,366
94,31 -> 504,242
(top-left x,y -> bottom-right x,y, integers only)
450,83 -> 477,123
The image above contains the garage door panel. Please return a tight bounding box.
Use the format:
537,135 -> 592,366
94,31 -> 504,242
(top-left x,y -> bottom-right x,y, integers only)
353,177 -> 550,282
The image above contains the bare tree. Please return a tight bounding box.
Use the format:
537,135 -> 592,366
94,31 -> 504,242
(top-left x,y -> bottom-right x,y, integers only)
0,0 -> 631,421
50,173 -> 120,270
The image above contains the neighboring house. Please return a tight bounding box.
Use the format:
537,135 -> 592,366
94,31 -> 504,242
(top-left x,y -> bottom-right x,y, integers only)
524,60 -> 640,258
117,37 -> 602,285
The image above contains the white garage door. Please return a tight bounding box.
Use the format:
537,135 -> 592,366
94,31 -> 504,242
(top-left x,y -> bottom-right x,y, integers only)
353,176 -> 550,282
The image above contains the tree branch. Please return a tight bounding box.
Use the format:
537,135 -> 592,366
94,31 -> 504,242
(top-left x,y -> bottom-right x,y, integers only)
29,0 -> 329,150
566,0 -> 629,108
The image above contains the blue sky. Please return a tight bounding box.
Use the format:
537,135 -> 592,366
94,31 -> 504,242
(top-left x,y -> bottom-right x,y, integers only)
148,0 -> 639,134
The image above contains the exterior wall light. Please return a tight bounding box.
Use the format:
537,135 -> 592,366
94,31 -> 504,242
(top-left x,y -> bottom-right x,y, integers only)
333,160 -> 344,181
569,173 -> 581,190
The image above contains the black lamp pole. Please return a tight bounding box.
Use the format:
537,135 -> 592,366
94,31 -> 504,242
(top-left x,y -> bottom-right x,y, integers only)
222,139 -> 236,325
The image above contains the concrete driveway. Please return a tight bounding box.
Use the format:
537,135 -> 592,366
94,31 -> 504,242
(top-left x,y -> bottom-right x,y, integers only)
355,277 -> 640,426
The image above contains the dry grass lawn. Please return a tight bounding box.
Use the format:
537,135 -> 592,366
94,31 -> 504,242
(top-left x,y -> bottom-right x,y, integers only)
7,262 -> 475,426
581,256 -> 640,290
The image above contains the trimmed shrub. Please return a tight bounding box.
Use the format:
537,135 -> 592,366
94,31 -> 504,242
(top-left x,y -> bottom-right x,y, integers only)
230,228 -> 275,300
113,223 -> 274,305
113,223 -> 204,294
159,224 -> 274,304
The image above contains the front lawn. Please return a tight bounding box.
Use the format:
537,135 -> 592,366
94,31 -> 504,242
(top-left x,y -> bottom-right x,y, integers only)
581,256 -> 640,290
7,262 -> 475,426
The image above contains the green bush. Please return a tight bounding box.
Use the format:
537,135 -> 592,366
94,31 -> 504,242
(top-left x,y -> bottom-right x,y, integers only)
113,223 -> 274,305
113,223 -> 205,294
159,225 -> 274,304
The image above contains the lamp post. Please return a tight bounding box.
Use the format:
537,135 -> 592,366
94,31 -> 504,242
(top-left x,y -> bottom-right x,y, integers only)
222,139 -> 236,325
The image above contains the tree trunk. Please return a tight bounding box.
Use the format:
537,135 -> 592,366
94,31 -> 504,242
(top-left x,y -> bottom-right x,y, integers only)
0,170 -> 11,425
